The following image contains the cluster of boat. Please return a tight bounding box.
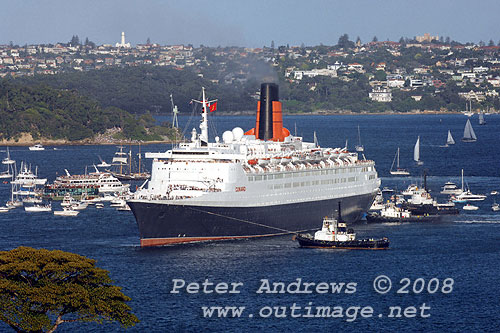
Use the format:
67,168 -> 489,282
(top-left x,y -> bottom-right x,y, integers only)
369,170 -> 495,224
0,149 -> 136,215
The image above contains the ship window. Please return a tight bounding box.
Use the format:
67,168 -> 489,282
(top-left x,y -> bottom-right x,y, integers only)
285,173 -> 292,178
248,176 -> 254,182
262,175 -> 267,180
293,182 -> 300,187
284,183 -> 291,188
301,182 -> 305,186
268,185 -> 274,190
268,174 -> 274,180
275,174 -> 283,179
335,169 -> 339,174
305,181 -> 310,186
321,180 -> 329,185
255,175 -> 263,181
313,180 -> 319,185
274,184 -> 283,189
321,170 -> 327,175
348,177 -> 355,182
293,172 -> 300,178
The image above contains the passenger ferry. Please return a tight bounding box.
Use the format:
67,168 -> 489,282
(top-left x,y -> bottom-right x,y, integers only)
43,167 -> 129,199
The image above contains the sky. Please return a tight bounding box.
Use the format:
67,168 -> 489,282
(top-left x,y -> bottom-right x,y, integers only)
1,0 -> 500,47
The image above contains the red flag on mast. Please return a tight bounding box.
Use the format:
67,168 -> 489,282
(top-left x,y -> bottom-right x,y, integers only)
209,102 -> 217,112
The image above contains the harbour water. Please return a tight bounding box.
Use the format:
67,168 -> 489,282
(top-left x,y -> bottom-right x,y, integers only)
1,114 -> 500,331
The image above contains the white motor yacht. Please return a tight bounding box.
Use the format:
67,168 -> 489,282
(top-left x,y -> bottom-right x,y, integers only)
441,182 -> 463,195
53,207 -> 79,216
28,144 -> 45,151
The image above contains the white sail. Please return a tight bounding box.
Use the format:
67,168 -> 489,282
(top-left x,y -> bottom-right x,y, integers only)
479,112 -> 485,125
462,119 -> 477,142
414,136 -> 422,165
355,125 -> 364,152
446,130 -> 455,145
112,157 -> 128,164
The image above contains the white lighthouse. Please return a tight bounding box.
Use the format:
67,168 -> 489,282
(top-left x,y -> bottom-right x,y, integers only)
115,32 -> 131,48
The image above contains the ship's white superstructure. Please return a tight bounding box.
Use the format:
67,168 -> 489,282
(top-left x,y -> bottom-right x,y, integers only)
136,133 -> 379,207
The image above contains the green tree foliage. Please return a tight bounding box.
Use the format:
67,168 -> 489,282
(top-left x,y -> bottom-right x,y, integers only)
15,66 -> 258,114
0,81 -> 172,141
337,34 -> 354,49
69,35 -> 80,46
0,247 -> 139,332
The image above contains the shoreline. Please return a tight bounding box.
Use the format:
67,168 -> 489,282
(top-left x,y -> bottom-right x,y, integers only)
0,139 -> 177,147
208,110 -> 484,116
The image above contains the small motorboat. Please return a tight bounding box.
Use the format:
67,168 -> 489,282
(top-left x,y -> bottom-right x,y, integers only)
116,203 -> 131,211
97,155 -> 111,168
28,144 -> 45,151
6,200 -> 23,208
95,203 -> 104,209
463,204 -> 479,211
53,207 -> 79,216
61,194 -> 77,207
24,203 -> 52,212
71,201 -> 88,211
0,206 -> 10,213
492,203 -> 500,212
381,187 -> 394,193
491,191 -> 498,195
294,203 -> 389,250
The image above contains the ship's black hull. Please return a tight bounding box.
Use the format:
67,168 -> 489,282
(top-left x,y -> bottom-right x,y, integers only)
365,213 -> 441,223
128,192 -> 376,246
294,234 -> 389,249
402,203 -> 459,215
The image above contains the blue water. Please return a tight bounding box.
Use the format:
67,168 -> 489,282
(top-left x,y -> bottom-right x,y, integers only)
1,114 -> 500,332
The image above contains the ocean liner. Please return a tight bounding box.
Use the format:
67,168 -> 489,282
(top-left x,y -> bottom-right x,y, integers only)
128,83 -> 381,246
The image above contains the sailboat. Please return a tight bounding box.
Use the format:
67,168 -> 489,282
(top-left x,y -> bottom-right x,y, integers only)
355,125 -> 364,152
390,147 -> 410,175
463,100 -> 473,117
461,119 -> 477,142
108,145 -> 150,181
440,130 -> 455,147
0,147 -> 15,179
478,112 -> 486,125
414,136 -> 423,165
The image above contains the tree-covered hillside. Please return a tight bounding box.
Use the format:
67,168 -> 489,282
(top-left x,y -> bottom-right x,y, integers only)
0,81 -> 177,142
14,67 -> 260,114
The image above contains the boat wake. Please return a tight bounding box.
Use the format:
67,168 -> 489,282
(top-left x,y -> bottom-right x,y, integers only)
453,216 -> 500,224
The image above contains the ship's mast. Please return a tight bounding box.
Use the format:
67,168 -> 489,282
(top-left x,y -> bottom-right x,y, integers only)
200,88 -> 208,145
192,87 -> 217,147
170,93 -> 179,128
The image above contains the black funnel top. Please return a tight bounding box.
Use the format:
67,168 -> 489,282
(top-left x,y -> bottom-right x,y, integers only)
259,83 -> 279,141
337,201 -> 343,222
